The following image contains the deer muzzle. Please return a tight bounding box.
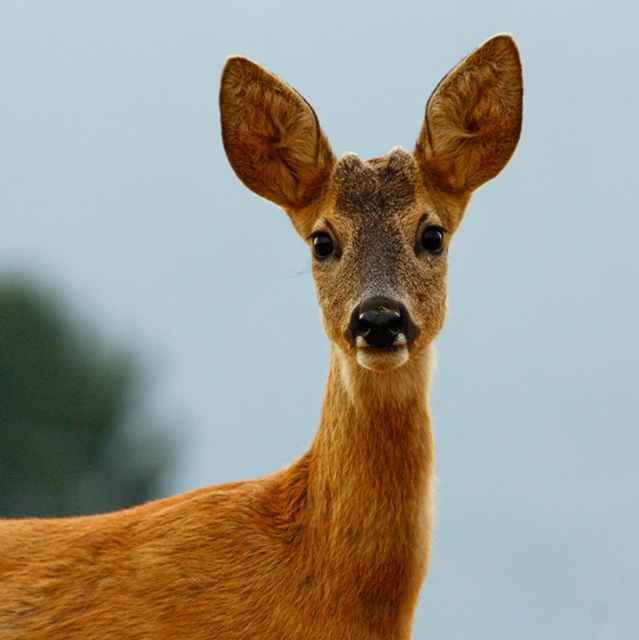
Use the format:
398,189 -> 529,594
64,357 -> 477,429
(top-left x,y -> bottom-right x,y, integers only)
347,296 -> 420,350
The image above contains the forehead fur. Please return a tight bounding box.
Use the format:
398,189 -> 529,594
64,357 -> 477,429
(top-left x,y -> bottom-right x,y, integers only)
332,147 -> 417,219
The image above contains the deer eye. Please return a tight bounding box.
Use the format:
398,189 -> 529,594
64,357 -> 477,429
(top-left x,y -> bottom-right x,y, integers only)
420,227 -> 444,254
312,233 -> 334,259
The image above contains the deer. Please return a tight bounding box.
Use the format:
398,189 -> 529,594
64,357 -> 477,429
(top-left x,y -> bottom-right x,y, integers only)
0,34 -> 522,639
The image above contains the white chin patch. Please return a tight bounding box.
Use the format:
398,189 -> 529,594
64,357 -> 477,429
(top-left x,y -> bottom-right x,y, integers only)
355,344 -> 410,371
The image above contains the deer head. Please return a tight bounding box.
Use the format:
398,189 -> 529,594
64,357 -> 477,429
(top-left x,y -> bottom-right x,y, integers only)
220,34 -> 522,375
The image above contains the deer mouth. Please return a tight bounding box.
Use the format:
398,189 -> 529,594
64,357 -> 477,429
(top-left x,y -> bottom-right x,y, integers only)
354,334 -> 410,371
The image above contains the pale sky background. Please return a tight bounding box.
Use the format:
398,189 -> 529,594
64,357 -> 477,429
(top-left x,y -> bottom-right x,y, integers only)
1,2 -> 638,638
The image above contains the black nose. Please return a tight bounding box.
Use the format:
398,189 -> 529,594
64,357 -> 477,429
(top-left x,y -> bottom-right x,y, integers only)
348,297 -> 411,349
359,308 -> 402,347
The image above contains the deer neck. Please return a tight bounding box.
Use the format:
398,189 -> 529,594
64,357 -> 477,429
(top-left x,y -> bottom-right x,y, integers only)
306,343 -> 436,570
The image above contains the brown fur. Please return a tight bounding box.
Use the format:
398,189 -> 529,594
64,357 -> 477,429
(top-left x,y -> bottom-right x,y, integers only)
0,34 -> 522,639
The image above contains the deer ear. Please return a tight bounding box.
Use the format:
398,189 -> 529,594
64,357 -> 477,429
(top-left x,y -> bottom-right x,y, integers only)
414,34 -> 523,196
220,56 -> 334,209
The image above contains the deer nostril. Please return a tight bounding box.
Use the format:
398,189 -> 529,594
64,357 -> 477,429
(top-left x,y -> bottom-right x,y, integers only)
346,296 -> 419,350
359,309 -> 402,336
356,305 -> 403,349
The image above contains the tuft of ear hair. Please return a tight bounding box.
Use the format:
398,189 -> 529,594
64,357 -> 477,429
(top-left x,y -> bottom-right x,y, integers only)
414,34 -> 523,195
219,56 -> 335,210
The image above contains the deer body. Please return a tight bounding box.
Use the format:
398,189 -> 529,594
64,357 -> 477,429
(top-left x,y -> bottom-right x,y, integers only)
0,35 -> 522,639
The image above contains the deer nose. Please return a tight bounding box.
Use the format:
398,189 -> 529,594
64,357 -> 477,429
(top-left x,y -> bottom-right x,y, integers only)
359,308 -> 402,347
349,297 -> 406,349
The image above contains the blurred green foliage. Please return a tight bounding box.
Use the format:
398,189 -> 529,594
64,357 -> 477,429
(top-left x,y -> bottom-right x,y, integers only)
0,278 -> 171,518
